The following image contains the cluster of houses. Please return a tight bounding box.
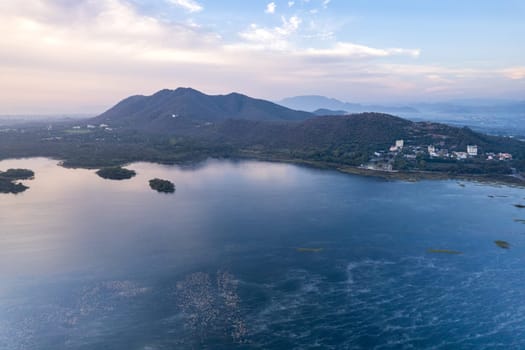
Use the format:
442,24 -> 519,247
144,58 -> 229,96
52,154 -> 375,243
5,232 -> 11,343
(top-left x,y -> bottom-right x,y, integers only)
426,143 -> 512,161
364,139 -> 514,172
72,123 -> 113,131
427,144 -> 478,160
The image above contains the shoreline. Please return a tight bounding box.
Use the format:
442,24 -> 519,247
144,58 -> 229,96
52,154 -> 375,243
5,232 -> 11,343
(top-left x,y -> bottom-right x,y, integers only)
2,154 -> 524,188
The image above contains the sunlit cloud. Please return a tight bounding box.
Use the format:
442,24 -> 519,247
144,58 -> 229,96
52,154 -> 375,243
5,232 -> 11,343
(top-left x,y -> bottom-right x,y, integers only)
304,42 -> 421,59
502,67 -> 525,80
167,0 -> 203,13
0,0 -> 522,113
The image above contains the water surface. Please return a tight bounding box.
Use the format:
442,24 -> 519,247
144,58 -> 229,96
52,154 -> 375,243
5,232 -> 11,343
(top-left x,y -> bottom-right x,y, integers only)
1,158 -> 525,349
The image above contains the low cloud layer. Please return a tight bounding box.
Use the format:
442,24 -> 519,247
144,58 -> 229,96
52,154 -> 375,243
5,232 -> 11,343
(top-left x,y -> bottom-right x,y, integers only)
0,0 -> 523,114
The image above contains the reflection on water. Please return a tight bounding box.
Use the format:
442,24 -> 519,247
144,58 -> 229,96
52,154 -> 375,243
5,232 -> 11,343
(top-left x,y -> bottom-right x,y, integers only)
1,158 -> 525,349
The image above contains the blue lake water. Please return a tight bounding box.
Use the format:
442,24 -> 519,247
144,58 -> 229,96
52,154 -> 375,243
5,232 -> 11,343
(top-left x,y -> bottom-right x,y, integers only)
1,158 -> 525,349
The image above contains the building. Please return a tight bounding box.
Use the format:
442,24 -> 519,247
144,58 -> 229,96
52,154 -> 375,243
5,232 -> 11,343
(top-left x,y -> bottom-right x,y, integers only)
498,153 -> 512,160
467,145 -> 478,156
428,145 -> 438,157
453,151 -> 468,160
395,140 -> 404,149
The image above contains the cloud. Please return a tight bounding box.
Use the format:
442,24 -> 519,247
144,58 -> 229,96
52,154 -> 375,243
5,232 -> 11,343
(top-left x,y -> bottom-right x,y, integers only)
288,1 -> 295,7
167,0 -> 203,13
322,0 -> 331,8
304,42 -> 421,59
502,67 -> 525,80
265,2 -> 276,14
234,16 -> 302,51
0,0 -> 522,113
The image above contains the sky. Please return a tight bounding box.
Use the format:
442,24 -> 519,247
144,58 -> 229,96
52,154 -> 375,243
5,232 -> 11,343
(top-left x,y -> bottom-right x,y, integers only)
1,0 -> 524,114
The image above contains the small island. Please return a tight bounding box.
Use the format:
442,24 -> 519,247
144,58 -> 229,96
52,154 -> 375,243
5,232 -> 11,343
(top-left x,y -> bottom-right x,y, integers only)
0,168 -> 35,194
149,178 -> 175,193
494,240 -> 510,249
96,166 -> 136,180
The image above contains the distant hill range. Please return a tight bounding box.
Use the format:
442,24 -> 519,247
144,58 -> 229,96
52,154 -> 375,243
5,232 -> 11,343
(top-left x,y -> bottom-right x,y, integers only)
95,88 -> 312,129
278,95 -> 525,117
91,88 -> 525,163
277,95 -> 419,114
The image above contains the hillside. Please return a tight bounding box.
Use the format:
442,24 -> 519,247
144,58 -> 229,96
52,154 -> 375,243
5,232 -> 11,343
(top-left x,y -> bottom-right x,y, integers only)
94,88 -> 313,130
91,88 -> 524,160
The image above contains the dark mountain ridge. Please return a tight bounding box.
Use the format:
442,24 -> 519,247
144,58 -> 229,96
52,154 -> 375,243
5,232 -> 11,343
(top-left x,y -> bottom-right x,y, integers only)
87,88 -> 525,170
94,88 -> 313,130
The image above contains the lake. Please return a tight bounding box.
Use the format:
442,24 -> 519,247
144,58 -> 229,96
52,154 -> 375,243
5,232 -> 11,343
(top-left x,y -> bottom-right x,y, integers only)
1,158 -> 525,349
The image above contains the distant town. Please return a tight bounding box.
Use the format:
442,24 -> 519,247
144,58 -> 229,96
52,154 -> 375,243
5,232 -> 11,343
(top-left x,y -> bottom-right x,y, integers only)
364,139 -> 514,172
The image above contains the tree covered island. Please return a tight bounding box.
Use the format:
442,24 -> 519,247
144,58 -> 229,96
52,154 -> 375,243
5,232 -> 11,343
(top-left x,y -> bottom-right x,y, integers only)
96,166 -> 136,180
149,178 -> 175,193
0,168 -> 35,194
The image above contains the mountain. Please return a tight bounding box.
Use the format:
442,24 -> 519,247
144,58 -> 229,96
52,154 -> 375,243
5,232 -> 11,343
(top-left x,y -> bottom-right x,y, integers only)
277,95 -> 418,114
313,108 -> 348,116
94,88 -> 313,129
93,89 -> 521,154
278,95 -> 359,112
209,113 -> 412,149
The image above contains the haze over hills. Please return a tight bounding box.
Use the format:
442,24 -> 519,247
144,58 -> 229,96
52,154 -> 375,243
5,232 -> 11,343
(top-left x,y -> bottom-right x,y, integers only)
94,88 -> 313,130
278,95 -> 419,114
278,95 -> 525,117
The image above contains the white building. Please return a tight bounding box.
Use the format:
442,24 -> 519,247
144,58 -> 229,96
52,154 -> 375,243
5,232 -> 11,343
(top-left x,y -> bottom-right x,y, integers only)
428,145 -> 438,157
395,140 -> 404,149
467,145 -> 478,156
454,151 -> 468,160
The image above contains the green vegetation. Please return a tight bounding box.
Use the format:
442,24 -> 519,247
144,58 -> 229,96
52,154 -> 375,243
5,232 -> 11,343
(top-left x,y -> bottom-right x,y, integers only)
0,178 -> 28,194
0,168 -> 34,194
494,240 -> 510,249
1,168 -> 34,180
0,111 -> 525,187
427,249 -> 462,255
149,178 -> 175,193
96,166 -> 136,180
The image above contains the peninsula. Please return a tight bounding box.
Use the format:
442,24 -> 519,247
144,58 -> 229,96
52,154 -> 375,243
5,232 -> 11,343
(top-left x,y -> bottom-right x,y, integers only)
1,88 -> 524,186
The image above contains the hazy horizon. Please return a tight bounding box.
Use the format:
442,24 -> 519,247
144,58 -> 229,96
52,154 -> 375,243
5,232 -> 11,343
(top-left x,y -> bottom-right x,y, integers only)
1,0 -> 524,114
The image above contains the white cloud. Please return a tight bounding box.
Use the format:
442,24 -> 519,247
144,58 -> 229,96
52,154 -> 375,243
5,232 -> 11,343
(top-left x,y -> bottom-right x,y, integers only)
167,0 -> 203,13
304,42 -> 421,59
322,0 -> 331,8
235,16 -> 302,51
288,1 -> 295,7
265,2 -> 276,14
